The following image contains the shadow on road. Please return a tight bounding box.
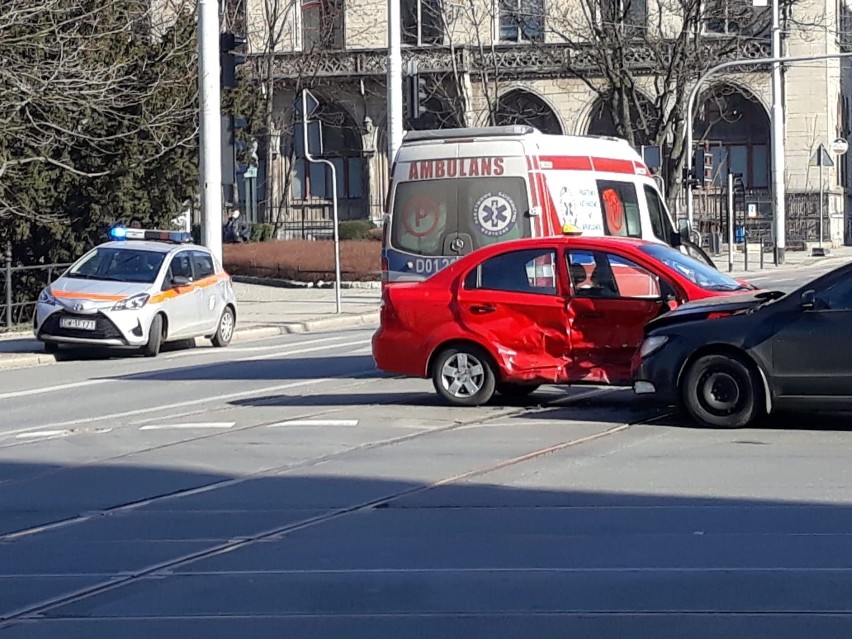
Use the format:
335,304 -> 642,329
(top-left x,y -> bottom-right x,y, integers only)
103,355 -> 384,382
3,455 -> 852,637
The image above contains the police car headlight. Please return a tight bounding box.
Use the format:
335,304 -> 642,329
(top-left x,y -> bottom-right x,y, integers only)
638,336 -> 669,359
38,288 -> 56,306
113,293 -> 150,311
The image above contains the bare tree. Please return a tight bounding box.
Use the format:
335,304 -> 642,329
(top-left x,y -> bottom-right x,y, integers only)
546,0 -> 819,206
246,0 -> 376,233
405,0 -> 558,131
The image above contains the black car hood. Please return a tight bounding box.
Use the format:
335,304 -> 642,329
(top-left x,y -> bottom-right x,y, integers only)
647,290 -> 785,331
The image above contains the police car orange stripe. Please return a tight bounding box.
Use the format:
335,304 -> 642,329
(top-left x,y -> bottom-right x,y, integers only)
149,273 -> 230,304
52,291 -> 126,302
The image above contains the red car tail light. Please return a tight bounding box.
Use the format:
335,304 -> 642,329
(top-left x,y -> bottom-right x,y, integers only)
380,286 -> 398,323
706,311 -> 732,320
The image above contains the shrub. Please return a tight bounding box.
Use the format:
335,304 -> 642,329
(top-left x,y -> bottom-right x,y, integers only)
250,223 -> 275,242
338,220 -> 375,241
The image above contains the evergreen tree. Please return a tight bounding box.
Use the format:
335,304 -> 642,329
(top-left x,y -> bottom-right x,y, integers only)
0,1 -> 199,274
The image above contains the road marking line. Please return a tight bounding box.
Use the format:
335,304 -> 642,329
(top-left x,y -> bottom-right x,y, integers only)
162,334 -> 361,359
139,422 -> 235,431
130,409 -> 209,425
15,430 -> 71,439
269,419 -> 360,427
242,339 -> 371,362
1,337 -> 369,400
3,373 -> 375,437
0,380 -> 100,401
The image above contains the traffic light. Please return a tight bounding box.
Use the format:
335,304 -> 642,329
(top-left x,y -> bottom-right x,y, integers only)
220,32 -> 247,90
405,73 -> 430,120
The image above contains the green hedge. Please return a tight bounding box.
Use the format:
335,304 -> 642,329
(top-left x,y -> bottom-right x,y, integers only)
338,220 -> 376,241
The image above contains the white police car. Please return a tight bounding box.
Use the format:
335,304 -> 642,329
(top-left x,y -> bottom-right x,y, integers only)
34,227 -> 238,357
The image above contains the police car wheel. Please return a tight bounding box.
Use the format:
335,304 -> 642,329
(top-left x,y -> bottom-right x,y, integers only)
44,342 -> 59,354
211,306 -> 235,348
143,314 -> 164,357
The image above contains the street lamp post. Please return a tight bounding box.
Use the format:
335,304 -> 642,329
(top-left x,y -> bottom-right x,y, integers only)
197,0 -> 223,265
387,0 -> 404,166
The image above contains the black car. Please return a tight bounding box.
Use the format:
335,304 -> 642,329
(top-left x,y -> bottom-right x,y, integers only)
632,261 -> 852,428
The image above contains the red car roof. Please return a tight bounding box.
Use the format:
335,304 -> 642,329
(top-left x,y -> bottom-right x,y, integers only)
427,235 -> 660,284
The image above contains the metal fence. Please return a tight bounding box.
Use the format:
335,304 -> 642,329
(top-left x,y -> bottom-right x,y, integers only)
1,246 -> 71,332
691,189 -> 831,248
275,201 -> 384,240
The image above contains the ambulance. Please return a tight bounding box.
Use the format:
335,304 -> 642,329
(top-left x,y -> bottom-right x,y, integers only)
381,125 -> 709,284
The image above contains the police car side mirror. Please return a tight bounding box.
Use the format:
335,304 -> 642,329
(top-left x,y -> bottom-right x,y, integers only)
172,275 -> 191,288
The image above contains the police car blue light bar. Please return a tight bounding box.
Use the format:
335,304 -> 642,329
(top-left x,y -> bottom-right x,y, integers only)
109,225 -> 192,244
109,225 -> 128,240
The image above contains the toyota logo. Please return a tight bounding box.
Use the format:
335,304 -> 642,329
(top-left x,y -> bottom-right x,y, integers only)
450,238 -> 465,253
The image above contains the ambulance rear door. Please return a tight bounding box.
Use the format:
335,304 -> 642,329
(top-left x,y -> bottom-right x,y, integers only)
389,140 -> 534,278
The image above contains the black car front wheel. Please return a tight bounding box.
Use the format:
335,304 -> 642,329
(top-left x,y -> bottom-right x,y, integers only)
432,344 -> 496,407
681,353 -> 764,428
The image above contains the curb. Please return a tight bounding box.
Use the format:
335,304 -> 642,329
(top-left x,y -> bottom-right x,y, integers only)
0,352 -> 57,371
0,312 -> 380,373
232,275 -> 381,289
224,311 -> 379,339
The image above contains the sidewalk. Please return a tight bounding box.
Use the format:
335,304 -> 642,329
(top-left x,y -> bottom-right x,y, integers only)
718,242 -> 852,277
0,281 -> 381,371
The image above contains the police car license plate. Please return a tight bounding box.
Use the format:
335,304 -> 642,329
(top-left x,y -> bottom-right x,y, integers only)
60,317 -> 96,331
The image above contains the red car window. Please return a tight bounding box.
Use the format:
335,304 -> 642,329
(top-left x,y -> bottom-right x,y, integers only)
568,250 -> 661,299
609,255 -> 661,299
466,248 -> 558,296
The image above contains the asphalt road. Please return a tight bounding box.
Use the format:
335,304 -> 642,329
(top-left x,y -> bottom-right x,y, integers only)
738,260 -> 842,292
2,266 -> 852,637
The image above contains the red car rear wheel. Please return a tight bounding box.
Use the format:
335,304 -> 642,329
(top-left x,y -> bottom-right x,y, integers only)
432,344 -> 496,407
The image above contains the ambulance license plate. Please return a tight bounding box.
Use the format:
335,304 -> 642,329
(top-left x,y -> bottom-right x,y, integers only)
60,317 -> 96,331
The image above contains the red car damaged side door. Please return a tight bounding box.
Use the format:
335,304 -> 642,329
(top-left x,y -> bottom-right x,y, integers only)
565,249 -> 668,385
455,247 -> 570,383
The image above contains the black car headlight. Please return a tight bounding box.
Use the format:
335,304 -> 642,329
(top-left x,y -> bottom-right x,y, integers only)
638,336 -> 669,359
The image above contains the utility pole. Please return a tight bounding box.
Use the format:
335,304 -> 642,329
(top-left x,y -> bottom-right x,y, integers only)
198,0 -> 223,264
387,0 -> 404,166
727,171 -> 735,273
770,0 -> 786,265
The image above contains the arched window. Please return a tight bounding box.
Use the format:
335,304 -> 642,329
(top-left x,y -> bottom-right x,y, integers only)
494,90 -> 563,134
586,91 -> 657,147
694,86 -> 770,189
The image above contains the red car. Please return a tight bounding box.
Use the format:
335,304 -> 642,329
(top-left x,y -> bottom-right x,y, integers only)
372,233 -> 753,406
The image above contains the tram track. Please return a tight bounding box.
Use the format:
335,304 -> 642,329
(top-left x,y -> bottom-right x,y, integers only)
0,391 -> 660,625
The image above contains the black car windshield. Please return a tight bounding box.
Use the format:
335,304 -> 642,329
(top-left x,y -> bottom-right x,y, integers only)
639,244 -> 748,291
68,248 -> 166,284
